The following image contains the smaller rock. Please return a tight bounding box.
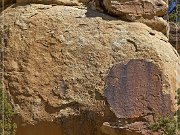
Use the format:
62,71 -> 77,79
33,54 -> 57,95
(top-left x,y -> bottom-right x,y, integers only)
103,0 -> 168,20
96,0 -> 168,35
138,17 -> 169,35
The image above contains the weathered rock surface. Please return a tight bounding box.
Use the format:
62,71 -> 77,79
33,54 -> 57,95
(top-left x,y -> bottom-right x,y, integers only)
0,4 -> 179,135
138,17 -> 168,35
1,0 -> 169,35
100,122 -> 158,135
100,0 -> 169,34
103,0 -> 167,19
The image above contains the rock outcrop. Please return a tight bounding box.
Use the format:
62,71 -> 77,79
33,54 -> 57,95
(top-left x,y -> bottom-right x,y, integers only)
0,3 -> 179,135
99,0 -> 169,35
1,0 -> 169,35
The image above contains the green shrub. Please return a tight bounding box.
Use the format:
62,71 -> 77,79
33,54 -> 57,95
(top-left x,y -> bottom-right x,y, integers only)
148,88 -> 180,135
149,117 -> 177,135
0,84 -> 16,135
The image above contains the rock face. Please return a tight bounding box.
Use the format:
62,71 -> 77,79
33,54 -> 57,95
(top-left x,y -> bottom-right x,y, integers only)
103,0 -> 167,19
100,0 -> 169,35
138,17 -> 168,36
1,0 -> 169,35
0,3 -> 179,135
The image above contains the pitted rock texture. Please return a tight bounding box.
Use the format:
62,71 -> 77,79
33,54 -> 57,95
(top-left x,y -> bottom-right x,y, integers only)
0,0 -> 169,35
0,4 -> 179,135
100,0 -> 169,34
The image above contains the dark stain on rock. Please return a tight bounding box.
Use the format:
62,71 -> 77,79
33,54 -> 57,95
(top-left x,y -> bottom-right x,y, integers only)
104,59 -> 172,120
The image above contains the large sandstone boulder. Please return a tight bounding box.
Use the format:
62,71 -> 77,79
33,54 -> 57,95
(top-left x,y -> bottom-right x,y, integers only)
0,4 -> 179,135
